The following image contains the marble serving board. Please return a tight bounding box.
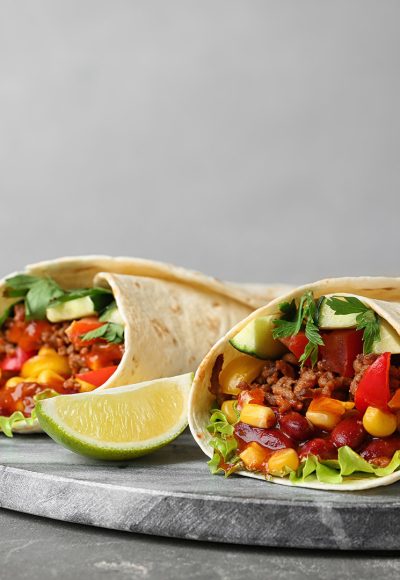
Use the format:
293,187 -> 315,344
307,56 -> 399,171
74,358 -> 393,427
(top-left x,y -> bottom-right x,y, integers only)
0,432 -> 399,550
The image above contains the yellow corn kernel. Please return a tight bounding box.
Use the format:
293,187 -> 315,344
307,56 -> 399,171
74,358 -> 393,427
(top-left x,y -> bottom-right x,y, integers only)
343,402 -> 355,410
239,404 -> 276,428
362,406 -> 397,437
268,448 -> 300,477
306,410 -> 341,431
5,376 -> 37,388
38,347 -> 58,357
221,400 -> 238,424
22,353 -> 70,379
75,378 -> 98,392
219,356 -> 265,396
240,442 -> 269,471
37,370 -> 65,388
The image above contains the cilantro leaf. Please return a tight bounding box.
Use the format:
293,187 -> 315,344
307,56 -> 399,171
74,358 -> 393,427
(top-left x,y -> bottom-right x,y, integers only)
4,274 -> 65,320
326,296 -> 380,354
326,296 -> 368,315
273,290 -> 324,367
25,278 -> 65,320
80,322 -> 124,344
50,287 -> 113,311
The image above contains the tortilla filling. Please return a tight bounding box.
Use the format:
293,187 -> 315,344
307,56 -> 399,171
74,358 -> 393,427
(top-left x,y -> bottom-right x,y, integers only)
207,291 -> 400,483
0,273 -> 124,424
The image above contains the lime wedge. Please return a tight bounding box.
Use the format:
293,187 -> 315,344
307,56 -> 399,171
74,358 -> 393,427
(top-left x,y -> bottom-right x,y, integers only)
36,373 -> 193,460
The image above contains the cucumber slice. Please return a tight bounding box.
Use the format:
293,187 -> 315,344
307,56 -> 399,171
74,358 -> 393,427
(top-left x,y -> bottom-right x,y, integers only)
99,302 -> 124,325
229,315 -> 287,360
46,296 -> 96,322
318,299 -> 358,329
372,319 -> 400,354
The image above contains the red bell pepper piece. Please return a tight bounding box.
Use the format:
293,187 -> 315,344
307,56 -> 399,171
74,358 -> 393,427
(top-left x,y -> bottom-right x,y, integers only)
280,333 -> 309,360
66,318 -> 105,348
1,346 -> 34,372
18,320 -> 53,352
354,352 -> 391,413
319,329 -> 363,378
76,365 -> 118,387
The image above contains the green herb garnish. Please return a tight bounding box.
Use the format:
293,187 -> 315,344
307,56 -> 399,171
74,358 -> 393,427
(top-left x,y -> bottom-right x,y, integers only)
272,291 -> 324,367
50,287 -> 113,311
80,322 -> 124,344
325,296 -> 380,354
5,274 -> 65,320
206,408 -> 241,476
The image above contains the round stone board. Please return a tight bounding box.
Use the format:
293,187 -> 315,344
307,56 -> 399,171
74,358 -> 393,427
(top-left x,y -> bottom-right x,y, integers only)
0,432 -> 399,550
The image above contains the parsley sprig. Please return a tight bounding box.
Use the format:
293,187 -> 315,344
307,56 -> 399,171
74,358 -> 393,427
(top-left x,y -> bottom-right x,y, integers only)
272,291 -> 324,367
80,322 -> 124,344
4,274 -> 64,320
325,296 -> 380,354
207,408 -> 241,476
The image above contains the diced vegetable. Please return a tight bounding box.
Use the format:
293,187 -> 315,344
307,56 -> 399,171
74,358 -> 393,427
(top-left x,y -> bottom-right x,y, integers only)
1,347 -> 33,372
230,315 -> 287,360
239,404 -> 276,428
75,365 -> 118,387
239,442 -> 269,470
354,352 -> 391,413
65,318 -> 105,347
319,329 -> 363,377
21,349 -> 71,378
305,397 -> 349,431
279,332 -> 308,360
46,296 -> 96,323
219,356 -> 265,396
268,448 -> 299,476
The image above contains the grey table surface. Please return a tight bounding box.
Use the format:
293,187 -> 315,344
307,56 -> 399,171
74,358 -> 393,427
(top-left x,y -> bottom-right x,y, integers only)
1,431 -> 400,578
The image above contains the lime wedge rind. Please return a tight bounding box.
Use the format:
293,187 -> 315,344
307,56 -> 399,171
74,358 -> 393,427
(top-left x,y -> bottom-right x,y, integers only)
36,373 -> 193,460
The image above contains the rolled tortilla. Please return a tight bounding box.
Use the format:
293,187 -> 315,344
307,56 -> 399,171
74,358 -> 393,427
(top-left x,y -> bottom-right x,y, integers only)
1,255 -> 291,433
189,276 -> 400,491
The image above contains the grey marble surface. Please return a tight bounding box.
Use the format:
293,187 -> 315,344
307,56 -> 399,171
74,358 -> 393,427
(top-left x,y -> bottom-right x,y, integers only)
1,432 -> 400,551
1,508 -> 400,580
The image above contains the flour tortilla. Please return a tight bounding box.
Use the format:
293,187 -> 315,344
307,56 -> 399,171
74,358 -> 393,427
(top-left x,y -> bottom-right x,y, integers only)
1,255 -> 291,433
188,276 -> 400,491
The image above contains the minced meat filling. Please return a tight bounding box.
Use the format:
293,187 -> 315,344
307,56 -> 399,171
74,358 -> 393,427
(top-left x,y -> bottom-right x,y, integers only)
228,354 -> 400,414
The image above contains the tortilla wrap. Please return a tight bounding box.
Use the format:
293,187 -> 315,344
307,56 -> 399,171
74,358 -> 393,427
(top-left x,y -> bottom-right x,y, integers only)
1,255 -> 291,433
189,276 -> 400,491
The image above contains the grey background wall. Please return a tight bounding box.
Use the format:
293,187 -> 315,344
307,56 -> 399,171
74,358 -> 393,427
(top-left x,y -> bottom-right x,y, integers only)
0,0 -> 399,285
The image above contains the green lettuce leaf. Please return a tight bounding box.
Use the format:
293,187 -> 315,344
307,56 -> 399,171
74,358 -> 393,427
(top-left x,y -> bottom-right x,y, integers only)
291,446 -> 400,485
0,389 -> 60,438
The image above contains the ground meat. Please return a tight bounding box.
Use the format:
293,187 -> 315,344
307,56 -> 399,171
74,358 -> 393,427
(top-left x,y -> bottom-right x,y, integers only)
350,353 -> 379,396
41,324 -> 90,374
249,358 -> 351,413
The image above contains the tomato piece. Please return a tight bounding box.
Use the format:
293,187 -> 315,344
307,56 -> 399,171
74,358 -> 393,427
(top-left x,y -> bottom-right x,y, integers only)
76,365 -> 118,387
6,320 -> 27,344
319,329 -> 363,377
280,333 -> 309,360
354,352 -> 391,413
66,318 -> 105,347
1,347 -> 34,372
18,320 -> 53,352
85,343 -> 124,370
237,387 -> 265,409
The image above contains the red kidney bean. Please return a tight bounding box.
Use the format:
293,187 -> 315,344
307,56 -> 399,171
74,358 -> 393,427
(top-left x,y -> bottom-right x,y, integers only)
330,417 -> 366,450
360,436 -> 400,462
279,411 -> 314,441
298,438 -> 337,460
234,422 -> 294,450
